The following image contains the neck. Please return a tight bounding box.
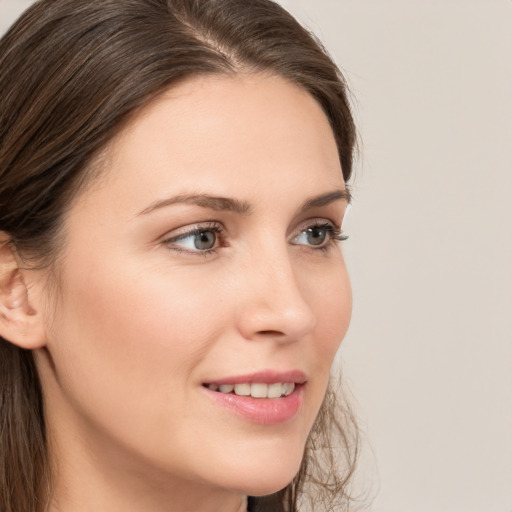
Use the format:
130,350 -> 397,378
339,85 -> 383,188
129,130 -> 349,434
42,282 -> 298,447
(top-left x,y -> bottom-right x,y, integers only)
49,471 -> 247,512
45,420 -> 247,512
39,357 -> 248,512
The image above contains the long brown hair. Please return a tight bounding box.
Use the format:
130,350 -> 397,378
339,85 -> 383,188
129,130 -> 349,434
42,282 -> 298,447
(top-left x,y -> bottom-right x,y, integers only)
0,1 -> 358,511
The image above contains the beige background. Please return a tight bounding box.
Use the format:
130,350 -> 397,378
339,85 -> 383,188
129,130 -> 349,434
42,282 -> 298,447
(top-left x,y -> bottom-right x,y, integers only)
2,1 -> 511,511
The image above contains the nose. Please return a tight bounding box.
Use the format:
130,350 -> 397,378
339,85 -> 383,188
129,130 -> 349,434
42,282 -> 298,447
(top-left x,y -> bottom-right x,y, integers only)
235,247 -> 317,343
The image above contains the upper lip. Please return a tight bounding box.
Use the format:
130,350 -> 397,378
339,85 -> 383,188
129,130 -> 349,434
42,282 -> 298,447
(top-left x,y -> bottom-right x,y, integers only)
203,370 -> 308,386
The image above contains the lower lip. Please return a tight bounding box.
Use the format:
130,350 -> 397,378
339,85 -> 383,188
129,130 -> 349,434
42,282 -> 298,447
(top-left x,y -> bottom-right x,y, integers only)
202,384 -> 305,425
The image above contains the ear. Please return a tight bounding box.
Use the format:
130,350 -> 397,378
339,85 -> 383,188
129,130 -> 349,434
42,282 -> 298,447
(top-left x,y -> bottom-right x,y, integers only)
0,234 -> 47,349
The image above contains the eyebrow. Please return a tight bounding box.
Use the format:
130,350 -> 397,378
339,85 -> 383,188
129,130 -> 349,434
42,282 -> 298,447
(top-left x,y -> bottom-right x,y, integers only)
138,188 -> 351,217
299,189 -> 351,212
138,194 -> 252,216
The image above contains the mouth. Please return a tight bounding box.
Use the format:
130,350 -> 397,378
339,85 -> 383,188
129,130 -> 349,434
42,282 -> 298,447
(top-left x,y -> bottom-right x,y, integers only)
201,371 -> 307,425
202,382 -> 297,398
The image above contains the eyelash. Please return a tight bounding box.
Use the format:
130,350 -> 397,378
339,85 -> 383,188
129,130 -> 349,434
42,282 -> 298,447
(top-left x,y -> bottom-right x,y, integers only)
162,222 -> 223,257
162,220 -> 348,256
304,222 -> 349,252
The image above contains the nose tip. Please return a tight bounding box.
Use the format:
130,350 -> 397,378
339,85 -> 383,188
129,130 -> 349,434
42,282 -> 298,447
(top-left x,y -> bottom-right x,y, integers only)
235,267 -> 317,343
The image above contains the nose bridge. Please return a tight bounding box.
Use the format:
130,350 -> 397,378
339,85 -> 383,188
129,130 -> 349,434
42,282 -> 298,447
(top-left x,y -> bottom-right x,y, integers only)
235,241 -> 316,341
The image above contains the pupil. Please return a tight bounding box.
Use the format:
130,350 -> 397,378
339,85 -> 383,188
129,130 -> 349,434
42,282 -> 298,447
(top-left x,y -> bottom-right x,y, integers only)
307,227 -> 326,246
194,231 -> 216,250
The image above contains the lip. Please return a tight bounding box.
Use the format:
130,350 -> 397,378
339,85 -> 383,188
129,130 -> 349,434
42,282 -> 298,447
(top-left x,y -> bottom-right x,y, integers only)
202,383 -> 305,425
201,370 -> 307,425
203,369 -> 308,386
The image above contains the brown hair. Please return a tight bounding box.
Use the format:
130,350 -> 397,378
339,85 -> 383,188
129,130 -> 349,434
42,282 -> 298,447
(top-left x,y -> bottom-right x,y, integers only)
0,1 -> 358,511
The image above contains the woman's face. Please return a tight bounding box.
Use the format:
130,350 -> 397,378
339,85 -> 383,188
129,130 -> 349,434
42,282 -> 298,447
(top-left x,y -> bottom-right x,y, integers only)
35,74 -> 351,499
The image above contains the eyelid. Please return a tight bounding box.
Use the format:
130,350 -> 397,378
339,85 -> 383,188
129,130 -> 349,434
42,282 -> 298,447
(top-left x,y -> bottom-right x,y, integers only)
161,221 -> 224,255
289,216 -> 349,249
162,221 -> 222,240
290,217 -> 341,237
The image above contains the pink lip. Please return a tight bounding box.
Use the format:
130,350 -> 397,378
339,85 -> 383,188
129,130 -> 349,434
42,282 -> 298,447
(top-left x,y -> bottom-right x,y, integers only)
203,369 -> 307,386
202,383 -> 305,425
201,370 -> 307,425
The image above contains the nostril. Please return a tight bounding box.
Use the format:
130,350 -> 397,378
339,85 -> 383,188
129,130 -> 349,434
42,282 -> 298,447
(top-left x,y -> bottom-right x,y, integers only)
257,330 -> 284,336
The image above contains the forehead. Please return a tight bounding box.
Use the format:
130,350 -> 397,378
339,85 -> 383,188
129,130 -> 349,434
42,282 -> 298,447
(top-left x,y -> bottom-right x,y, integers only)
78,73 -> 344,213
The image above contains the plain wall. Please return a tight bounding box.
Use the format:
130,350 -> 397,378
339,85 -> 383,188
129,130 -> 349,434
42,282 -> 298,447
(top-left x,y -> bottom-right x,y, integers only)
2,1 -> 511,511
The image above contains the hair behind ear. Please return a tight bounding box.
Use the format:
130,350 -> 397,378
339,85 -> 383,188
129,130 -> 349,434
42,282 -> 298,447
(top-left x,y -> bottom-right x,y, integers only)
0,339 -> 50,512
0,235 -> 50,511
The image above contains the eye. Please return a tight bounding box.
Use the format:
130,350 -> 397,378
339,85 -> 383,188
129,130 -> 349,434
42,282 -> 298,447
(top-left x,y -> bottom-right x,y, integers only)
190,230 -> 217,250
295,225 -> 328,246
291,221 -> 347,249
163,224 -> 222,254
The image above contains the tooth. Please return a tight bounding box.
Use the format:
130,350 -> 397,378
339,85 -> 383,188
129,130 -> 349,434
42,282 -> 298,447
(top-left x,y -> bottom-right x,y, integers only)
208,384 -> 219,391
283,383 -> 295,396
219,384 -> 234,394
267,383 -> 283,398
234,383 -> 251,396
250,383 -> 268,398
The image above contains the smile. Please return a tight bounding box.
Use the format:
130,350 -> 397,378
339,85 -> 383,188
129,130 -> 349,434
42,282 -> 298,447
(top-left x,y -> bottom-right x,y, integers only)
205,382 -> 296,398
201,372 -> 306,425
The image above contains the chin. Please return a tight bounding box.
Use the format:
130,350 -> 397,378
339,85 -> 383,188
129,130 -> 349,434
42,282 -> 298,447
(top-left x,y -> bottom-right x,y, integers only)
216,446 -> 305,497
241,476 -> 296,498
230,473 -> 299,498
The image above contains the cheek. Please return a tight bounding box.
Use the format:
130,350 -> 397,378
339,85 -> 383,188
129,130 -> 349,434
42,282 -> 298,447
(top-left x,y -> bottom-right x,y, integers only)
46,258 -> 228,437
308,259 -> 352,364
61,267 -> 221,363
294,257 -> 351,425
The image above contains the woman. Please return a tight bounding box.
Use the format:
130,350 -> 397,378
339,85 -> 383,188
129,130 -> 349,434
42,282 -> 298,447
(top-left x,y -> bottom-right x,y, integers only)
0,1 -> 358,511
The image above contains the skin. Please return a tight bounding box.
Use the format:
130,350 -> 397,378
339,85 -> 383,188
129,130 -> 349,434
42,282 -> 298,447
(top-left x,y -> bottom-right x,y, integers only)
26,73 -> 352,512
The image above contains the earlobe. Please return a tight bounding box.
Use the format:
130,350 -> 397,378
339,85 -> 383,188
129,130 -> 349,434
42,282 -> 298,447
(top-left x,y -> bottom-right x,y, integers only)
0,237 -> 47,349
